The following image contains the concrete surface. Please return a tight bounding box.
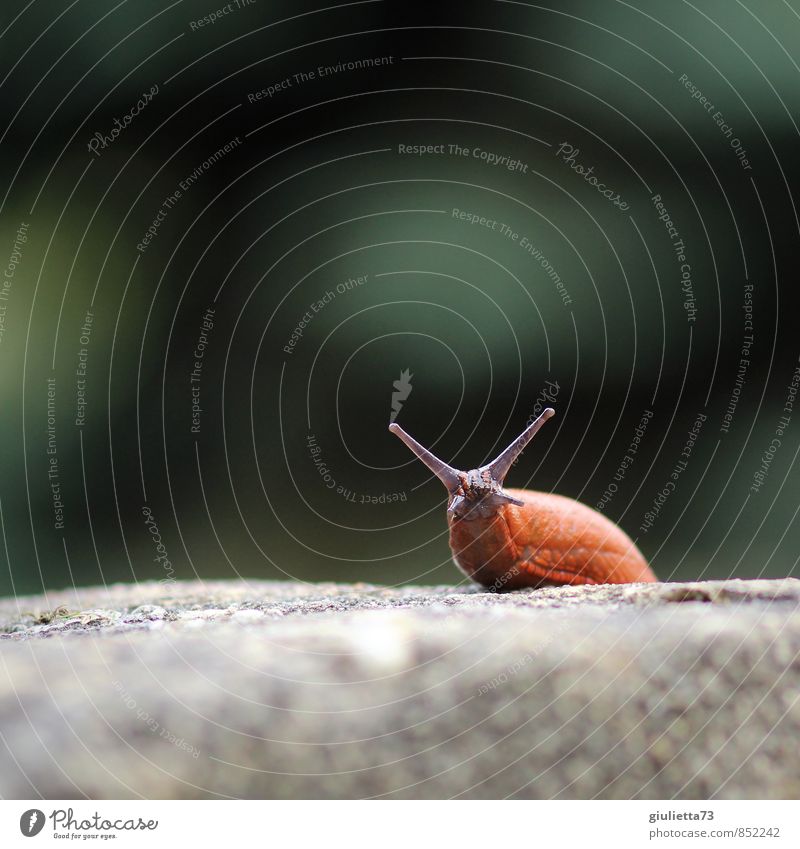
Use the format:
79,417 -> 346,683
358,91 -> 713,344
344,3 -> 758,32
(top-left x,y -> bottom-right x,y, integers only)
0,578 -> 798,798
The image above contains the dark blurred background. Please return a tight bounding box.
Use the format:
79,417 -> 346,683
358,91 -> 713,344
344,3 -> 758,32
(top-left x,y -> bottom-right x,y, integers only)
1,0 -> 798,595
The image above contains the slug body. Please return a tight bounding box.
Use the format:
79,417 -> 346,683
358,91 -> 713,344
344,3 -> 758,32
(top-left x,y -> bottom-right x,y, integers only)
390,408 -> 656,589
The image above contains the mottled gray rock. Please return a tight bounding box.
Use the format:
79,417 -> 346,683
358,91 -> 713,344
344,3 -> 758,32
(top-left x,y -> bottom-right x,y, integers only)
0,579 -> 798,799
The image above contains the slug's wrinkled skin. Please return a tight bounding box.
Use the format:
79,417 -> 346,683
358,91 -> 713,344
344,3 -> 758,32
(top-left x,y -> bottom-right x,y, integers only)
449,488 -> 655,589
390,407 -> 656,590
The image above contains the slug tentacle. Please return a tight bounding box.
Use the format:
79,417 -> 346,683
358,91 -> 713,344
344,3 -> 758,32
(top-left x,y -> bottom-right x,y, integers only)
485,407 -> 555,482
387,422 -> 462,491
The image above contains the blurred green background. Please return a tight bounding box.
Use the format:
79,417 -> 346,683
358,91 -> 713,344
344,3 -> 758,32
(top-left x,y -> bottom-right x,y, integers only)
1,0 -> 799,595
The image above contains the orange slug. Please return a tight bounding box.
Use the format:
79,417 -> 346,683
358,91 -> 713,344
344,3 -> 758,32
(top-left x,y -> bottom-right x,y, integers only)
390,408 -> 656,589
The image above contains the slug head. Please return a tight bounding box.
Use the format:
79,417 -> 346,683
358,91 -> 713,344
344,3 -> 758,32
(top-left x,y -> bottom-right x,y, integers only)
389,407 -> 555,520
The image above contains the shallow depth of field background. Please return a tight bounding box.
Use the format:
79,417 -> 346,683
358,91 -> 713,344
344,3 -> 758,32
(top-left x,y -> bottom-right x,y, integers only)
1,0 -> 799,595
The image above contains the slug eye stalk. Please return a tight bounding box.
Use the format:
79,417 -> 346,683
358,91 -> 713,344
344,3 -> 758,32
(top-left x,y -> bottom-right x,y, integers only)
485,407 -> 555,482
388,407 -> 555,490
387,422 -> 462,491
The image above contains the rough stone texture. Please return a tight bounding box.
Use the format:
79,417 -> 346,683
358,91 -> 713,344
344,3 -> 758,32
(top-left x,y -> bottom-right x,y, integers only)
0,578 -> 798,799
